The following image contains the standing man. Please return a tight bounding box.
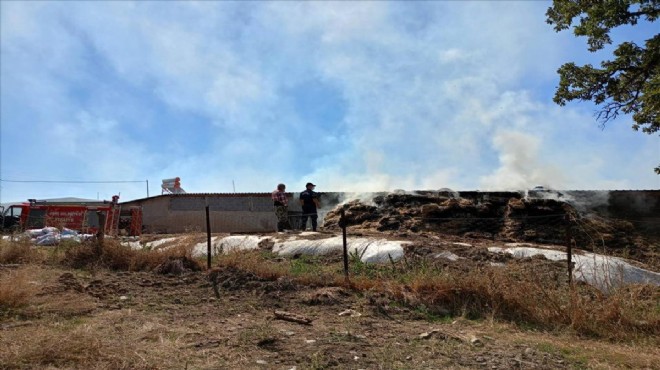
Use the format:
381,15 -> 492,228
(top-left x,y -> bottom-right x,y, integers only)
272,183 -> 291,232
299,182 -> 320,231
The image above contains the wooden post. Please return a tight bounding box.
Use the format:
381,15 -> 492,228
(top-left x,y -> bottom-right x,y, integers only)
206,205 -> 212,269
96,211 -> 106,255
340,209 -> 349,280
565,215 -> 572,285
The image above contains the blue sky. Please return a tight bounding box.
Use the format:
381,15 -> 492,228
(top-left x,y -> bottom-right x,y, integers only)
1,1 -> 658,202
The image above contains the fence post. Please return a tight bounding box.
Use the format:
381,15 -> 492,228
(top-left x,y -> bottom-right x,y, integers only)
565,215 -> 572,285
206,205 -> 212,269
96,211 -> 106,255
340,209 -> 349,281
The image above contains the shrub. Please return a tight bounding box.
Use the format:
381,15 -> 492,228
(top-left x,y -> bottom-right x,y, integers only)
0,239 -> 42,264
61,239 -> 201,272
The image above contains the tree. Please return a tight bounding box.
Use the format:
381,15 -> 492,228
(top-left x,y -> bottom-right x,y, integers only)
546,0 -> 659,173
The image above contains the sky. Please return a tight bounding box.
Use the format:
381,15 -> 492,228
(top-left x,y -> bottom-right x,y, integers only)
1,1 -> 658,203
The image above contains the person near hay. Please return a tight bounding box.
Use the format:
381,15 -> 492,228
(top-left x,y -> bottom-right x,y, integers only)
271,183 -> 291,232
299,182 -> 320,231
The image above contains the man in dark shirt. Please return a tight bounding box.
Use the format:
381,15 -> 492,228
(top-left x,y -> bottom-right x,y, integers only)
299,182 -> 320,231
271,183 -> 291,232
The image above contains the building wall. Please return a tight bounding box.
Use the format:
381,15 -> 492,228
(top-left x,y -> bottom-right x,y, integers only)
120,193 -> 339,234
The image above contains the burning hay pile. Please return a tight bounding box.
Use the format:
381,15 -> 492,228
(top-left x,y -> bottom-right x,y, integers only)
323,192 -> 653,252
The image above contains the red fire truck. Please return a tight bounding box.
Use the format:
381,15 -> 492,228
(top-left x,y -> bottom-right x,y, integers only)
1,196 -> 142,236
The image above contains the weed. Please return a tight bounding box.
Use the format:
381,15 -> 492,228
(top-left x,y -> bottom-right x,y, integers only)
308,351 -> 330,370
0,239 -> 42,264
234,320 -> 277,347
413,304 -> 452,322
290,255 -> 320,275
59,239 -> 201,272
0,324 -> 154,369
0,266 -> 40,312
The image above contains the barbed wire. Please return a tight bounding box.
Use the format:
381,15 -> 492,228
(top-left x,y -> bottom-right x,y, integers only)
571,216 -> 604,249
588,217 -> 660,225
411,214 -> 567,221
295,213 -> 568,221
288,212 -> 659,225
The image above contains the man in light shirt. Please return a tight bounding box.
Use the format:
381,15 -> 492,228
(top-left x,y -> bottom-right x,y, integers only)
271,183 -> 291,232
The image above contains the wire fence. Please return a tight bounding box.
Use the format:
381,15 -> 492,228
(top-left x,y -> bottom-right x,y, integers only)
321,208 -> 660,254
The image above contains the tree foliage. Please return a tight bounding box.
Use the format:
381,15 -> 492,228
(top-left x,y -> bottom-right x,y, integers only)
546,0 -> 659,173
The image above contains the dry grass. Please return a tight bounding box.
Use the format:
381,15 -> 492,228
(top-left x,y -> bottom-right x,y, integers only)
2,234 -> 203,273
0,233 -> 657,369
0,238 -> 44,264
0,320 -> 175,370
61,239 -> 202,272
0,266 -> 41,312
0,265 -> 98,321
214,250 -> 346,287
1,236 -> 657,342
211,250 -> 660,341
358,264 -> 660,340
213,250 -> 288,279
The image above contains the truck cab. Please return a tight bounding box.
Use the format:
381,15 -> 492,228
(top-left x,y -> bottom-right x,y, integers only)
1,204 -> 27,232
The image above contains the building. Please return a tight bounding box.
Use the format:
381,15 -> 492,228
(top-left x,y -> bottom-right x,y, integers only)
119,192 -> 341,234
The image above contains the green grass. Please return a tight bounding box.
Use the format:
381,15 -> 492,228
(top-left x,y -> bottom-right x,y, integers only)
532,342 -> 590,369
412,304 -> 453,322
289,255 -> 324,275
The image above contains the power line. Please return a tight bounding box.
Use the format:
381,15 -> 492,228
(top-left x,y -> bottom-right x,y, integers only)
0,179 -> 145,184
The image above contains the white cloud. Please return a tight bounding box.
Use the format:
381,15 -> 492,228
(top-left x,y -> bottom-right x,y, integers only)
1,1 -> 657,203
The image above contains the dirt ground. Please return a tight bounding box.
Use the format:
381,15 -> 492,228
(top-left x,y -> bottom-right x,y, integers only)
1,245 -> 658,370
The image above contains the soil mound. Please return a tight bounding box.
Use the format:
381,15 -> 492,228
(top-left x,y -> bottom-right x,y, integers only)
154,256 -> 202,275
207,266 -> 297,294
302,287 -> 350,306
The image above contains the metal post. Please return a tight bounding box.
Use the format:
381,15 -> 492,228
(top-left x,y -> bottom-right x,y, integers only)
146,180 -> 150,198
340,209 -> 349,280
206,205 -> 212,269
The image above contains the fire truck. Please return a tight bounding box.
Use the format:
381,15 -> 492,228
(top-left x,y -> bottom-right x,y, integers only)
0,196 -> 142,236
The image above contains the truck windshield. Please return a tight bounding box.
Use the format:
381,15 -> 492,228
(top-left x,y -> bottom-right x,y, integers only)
4,206 -> 22,217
